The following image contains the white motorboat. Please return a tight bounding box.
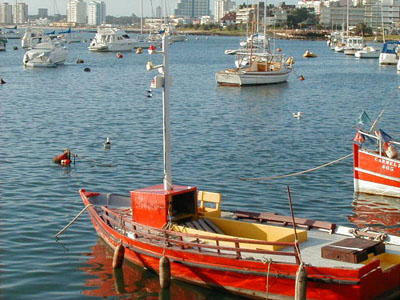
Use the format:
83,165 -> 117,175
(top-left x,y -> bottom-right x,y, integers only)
23,40 -> 68,67
379,41 -> 400,65
89,27 -> 135,52
343,36 -> 365,55
215,53 -> 293,86
397,58 -> 400,71
355,46 -> 380,58
161,24 -> 186,43
21,27 -> 45,49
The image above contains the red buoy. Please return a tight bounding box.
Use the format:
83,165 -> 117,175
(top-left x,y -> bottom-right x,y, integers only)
116,52 -> 123,59
53,149 -> 71,164
300,75 -> 305,81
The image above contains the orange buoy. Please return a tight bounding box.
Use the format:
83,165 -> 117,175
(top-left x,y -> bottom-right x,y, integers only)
53,149 -> 71,164
116,52 -> 123,59
112,243 -> 125,269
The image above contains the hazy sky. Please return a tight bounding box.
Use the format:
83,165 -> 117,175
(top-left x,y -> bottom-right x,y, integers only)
23,1 -> 293,17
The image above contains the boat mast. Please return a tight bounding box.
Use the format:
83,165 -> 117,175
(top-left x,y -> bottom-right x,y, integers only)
346,0 -> 349,38
141,0 -> 143,35
263,0 -> 266,51
381,2 -> 385,43
162,35 -> 172,190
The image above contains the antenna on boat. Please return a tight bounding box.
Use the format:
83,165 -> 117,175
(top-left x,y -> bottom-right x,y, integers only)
147,35 -> 173,191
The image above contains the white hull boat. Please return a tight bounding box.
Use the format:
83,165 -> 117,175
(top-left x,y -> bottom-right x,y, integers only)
21,28 -> 45,49
379,41 -> 400,65
355,46 -> 380,58
216,54 -> 292,86
89,27 -> 135,52
23,41 -> 68,67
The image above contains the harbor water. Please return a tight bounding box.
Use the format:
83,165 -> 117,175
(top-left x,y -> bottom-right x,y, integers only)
1,34 -> 400,299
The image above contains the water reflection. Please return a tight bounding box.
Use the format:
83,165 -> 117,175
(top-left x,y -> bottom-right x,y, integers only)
81,239 -> 244,300
216,82 -> 288,99
349,193 -> 400,236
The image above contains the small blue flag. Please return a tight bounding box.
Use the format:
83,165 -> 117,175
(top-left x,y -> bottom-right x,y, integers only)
357,110 -> 372,125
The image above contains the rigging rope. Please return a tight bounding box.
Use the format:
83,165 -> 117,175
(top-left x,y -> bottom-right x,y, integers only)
240,153 -> 353,181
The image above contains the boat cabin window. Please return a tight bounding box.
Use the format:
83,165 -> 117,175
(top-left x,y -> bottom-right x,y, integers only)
122,34 -> 130,39
170,190 -> 196,221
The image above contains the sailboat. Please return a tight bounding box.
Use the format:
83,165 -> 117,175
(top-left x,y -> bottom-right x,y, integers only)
133,0 -> 162,48
71,34 -> 400,300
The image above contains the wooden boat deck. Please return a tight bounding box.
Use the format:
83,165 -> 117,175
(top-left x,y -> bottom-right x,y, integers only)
97,203 -> 400,270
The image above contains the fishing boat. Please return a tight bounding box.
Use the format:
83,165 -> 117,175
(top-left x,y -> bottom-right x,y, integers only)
89,26 -> 135,52
23,40 -> 68,67
303,50 -> 317,58
353,125 -> 400,198
74,35 -> 400,300
354,46 -> 380,58
379,41 -> 400,65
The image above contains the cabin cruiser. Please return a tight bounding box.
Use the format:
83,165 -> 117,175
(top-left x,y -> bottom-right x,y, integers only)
379,41 -> 400,65
343,36 -> 365,55
21,27 -> 45,49
23,40 -> 68,67
89,27 -> 135,52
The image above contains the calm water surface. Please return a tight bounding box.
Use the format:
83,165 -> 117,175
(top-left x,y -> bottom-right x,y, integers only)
1,34 -> 400,299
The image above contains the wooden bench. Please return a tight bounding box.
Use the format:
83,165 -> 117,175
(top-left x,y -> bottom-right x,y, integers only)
184,218 -> 224,235
235,210 -> 336,233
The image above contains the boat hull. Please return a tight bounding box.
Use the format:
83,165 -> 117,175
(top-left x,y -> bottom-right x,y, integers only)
80,190 -> 400,300
215,69 -> 291,86
379,53 -> 399,65
353,143 -> 400,198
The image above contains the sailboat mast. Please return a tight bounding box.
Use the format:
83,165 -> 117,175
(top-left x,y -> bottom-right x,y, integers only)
162,35 -> 172,190
263,0 -> 266,50
346,0 -> 349,37
141,0 -> 143,35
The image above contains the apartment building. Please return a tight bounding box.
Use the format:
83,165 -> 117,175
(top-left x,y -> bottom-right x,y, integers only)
0,2 -> 13,24
67,0 -> 87,24
88,0 -> 106,26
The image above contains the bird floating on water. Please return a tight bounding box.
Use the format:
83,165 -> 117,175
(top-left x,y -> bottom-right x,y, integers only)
292,112 -> 303,119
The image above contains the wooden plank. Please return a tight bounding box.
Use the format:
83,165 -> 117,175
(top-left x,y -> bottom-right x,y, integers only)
203,218 -> 225,235
197,219 -> 216,233
235,210 -> 336,232
184,221 -> 196,229
191,220 -> 203,231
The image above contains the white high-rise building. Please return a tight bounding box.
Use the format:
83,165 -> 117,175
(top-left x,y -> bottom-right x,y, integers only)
13,2 -> 28,24
0,2 -> 13,24
174,0 -> 211,18
88,1 -> 106,26
215,0 -> 236,21
67,0 -> 87,24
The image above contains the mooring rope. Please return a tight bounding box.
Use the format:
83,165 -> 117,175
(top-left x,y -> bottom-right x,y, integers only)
240,153 -> 353,181
54,204 -> 94,238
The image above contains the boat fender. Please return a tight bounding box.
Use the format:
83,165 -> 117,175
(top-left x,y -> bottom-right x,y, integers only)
116,52 -> 123,59
0,78 -> 6,84
295,263 -> 307,300
112,243 -> 125,269
159,256 -> 171,288
84,67 -> 91,72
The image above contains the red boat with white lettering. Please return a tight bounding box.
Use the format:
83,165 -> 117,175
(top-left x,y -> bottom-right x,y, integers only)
74,36 -> 400,300
353,126 -> 400,198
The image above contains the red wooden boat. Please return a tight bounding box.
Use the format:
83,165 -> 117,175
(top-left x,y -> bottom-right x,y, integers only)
354,128 -> 400,198
78,36 -> 400,300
